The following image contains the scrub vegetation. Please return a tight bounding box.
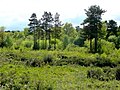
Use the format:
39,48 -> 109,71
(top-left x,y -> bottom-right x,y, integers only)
1,5 -> 120,90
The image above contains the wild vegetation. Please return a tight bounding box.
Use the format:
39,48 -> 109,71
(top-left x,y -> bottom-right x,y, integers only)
1,5 -> 120,89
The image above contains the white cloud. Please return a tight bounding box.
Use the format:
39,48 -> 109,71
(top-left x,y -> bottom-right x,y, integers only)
0,0 -> 120,30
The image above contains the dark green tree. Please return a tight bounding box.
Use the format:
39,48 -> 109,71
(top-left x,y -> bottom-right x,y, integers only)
106,20 -> 118,39
28,13 -> 39,50
0,26 -> 5,48
41,11 -> 53,49
83,25 -> 94,52
54,12 -> 62,49
82,5 -> 106,53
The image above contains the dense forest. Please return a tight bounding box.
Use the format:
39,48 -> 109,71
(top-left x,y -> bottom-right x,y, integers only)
1,5 -> 120,90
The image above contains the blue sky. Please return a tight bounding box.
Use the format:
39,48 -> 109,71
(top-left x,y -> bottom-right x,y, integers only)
0,0 -> 120,30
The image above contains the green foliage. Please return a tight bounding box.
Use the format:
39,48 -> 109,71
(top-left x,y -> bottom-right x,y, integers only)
87,68 -> 104,80
62,35 -> 69,49
62,23 -> 77,38
4,35 -> 13,48
65,44 -> 88,52
82,5 -> 106,53
74,37 -> 85,47
0,26 -> 5,47
24,27 -> 29,37
100,21 -> 107,39
87,67 -> 115,81
95,55 -> 116,67
116,67 -> 120,80
13,39 -> 23,50
1,63 -> 120,90
2,6 -> 120,89
23,40 -> 33,48
43,54 -> 53,64
106,20 -> 118,38
116,36 -> 120,49
97,39 -> 116,54
1,48 -> 120,89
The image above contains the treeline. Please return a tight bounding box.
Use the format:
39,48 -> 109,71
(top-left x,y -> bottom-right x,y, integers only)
0,5 -> 120,53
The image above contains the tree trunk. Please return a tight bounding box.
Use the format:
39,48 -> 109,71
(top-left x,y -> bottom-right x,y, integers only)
33,28 -> 35,49
38,29 -> 40,49
54,27 -> 56,49
95,33 -> 98,53
48,31 -> 51,50
43,32 -> 45,49
90,39 -> 92,53
45,31 -> 47,49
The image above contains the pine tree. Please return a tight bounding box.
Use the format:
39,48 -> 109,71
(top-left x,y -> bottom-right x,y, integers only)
82,5 -> 106,53
28,13 -> 39,50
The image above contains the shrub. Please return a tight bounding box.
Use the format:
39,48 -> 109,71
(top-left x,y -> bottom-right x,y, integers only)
43,54 -> 53,64
87,68 -> 104,80
26,58 -> 43,67
95,55 -> 116,67
65,44 -> 88,53
23,40 -> 33,48
98,39 -> 116,54
103,67 -> 115,81
4,36 -> 13,48
108,35 -> 117,44
115,67 -> 120,80
116,36 -> 120,49
62,35 -> 69,49
74,37 -> 85,47
87,67 -> 116,81
13,39 -> 23,50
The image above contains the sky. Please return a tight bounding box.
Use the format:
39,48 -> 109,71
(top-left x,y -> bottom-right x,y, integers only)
0,0 -> 120,30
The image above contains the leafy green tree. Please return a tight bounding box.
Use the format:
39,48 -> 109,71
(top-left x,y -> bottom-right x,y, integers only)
62,23 -> 77,38
4,35 -> 13,48
0,26 -> 5,48
106,20 -> 118,39
62,35 -> 69,49
28,13 -> 39,50
100,21 -> 107,39
82,5 -> 106,53
24,28 -> 29,37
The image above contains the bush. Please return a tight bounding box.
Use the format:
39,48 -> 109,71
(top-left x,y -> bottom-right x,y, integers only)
87,68 -> 104,80
43,54 -> 53,64
4,36 -> 13,48
108,35 -> 117,44
87,67 -> 115,81
98,39 -> 116,54
26,58 -> 43,67
115,67 -> 120,80
103,67 -> 115,81
62,35 -> 69,49
74,37 -> 85,47
95,55 -> 116,67
65,44 -> 88,53
13,39 -> 23,50
23,40 -> 33,48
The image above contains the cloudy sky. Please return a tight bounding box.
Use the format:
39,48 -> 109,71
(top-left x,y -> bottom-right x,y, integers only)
0,0 -> 120,30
